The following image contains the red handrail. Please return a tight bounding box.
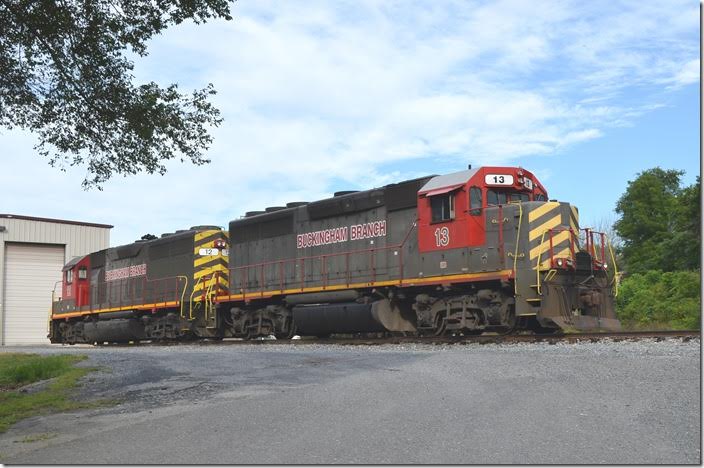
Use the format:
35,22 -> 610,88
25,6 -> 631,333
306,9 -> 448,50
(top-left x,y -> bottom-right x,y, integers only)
86,275 -> 187,313
230,221 -> 418,297
544,227 -> 608,270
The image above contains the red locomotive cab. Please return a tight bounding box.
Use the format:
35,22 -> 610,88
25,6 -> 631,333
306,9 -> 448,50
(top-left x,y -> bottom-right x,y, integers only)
417,170 -> 482,252
417,167 -> 548,253
61,255 -> 91,308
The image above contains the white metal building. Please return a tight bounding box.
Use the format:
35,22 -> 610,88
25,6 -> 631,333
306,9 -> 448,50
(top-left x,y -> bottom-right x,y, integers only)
0,214 -> 111,345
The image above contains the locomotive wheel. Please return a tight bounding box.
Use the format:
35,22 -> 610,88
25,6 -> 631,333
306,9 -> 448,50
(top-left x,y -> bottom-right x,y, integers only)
275,324 -> 297,340
242,320 -> 254,340
433,316 -> 447,336
419,318 -> 446,336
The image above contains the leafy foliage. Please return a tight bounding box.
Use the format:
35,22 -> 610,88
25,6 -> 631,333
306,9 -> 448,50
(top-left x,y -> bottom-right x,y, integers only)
616,270 -> 700,330
0,0 -> 233,188
612,168 -> 700,330
614,168 -> 700,273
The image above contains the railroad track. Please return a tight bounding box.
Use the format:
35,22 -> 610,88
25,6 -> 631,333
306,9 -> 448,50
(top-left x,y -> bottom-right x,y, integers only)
102,329 -> 699,347
238,329 -> 701,346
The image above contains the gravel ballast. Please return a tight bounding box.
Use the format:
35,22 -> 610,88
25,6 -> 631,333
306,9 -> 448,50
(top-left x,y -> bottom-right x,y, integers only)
0,338 -> 700,464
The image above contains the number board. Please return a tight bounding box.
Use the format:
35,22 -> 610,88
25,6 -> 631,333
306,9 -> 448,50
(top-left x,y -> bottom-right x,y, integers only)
484,174 -> 514,186
198,248 -> 219,256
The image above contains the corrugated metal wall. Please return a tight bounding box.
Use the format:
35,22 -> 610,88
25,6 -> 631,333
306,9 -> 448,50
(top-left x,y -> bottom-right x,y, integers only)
0,216 -> 111,345
4,243 -> 65,344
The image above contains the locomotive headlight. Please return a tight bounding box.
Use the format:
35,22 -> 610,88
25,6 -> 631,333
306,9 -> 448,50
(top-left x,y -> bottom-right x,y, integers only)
603,264 -> 608,270
556,258 -> 564,267
214,239 -> 227,249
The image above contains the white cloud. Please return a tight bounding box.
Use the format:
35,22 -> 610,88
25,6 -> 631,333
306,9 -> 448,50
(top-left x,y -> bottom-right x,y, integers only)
668,59 -> 700,88
1,0 -> 698,246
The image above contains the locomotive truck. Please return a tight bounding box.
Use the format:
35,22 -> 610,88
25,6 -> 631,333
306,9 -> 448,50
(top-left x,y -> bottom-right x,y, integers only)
49,166 -> 621,344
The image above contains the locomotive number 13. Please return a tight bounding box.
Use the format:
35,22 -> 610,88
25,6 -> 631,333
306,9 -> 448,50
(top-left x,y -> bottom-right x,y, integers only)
434,227 -> 450,247
484,174 -> 514,186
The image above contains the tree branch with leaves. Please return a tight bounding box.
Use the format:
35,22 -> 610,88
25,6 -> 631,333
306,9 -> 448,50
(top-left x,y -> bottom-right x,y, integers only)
0,0 -> 233,189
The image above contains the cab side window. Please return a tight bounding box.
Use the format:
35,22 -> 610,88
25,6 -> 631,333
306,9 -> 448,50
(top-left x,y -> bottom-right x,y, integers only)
430,194 -> 454,223
78,267 -> 87,280
535,193 -> 547,201
66,270 -> 73,284
487,189 -> 507,206
470,186 -> 482,215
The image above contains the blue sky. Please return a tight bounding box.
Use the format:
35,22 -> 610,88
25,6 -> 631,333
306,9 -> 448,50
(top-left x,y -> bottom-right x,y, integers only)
1,0 -> 699,246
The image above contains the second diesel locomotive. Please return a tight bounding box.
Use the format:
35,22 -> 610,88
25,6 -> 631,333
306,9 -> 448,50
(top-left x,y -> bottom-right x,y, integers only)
49,166 -> 621,344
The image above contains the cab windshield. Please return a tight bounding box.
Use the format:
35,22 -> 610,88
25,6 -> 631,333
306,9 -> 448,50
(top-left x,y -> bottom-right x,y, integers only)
486,190 -> 530,206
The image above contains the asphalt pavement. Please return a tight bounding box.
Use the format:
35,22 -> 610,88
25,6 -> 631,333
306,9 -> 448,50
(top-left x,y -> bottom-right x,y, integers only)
0,339 -> 700,464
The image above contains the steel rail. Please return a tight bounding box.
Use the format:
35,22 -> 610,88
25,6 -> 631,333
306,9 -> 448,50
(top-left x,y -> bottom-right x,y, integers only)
99,330 -> 700,347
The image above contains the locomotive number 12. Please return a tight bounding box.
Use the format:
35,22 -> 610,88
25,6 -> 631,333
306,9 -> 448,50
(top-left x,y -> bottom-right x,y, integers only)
434,227 -> 450,247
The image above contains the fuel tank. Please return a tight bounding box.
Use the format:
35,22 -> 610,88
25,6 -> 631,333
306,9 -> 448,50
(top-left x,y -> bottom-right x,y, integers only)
292,302 -> 386,335
83,319 -> 146,343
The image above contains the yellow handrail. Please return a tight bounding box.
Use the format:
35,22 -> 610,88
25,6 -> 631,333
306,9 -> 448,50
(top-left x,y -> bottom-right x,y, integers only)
535,230 -> 548,295
177,276 -> 188,319
188,276 -> 205,320
204,275 -> 217,322
607,240 -> 619,297
513,203 -> 523,296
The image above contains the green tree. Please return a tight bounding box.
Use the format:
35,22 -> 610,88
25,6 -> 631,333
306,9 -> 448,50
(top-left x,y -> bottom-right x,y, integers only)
614,168 -> 699,273
669,176 -> 701,270
0,0 -> 232,189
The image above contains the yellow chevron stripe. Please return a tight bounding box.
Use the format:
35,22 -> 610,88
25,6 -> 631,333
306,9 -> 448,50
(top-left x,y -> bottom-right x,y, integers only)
536,247 -> 573,270
193,279 -> 228,293
529,214 -> 562,241
195,266 -> 227,280
195,230 -> 221,242
570,205 -> 579,224
194,255 -> 228,267
552,247 -> 572,259
530,230 -> 571,259
528,202 -> 560,223
195,275 -> 228,286
570,205 -> 579,233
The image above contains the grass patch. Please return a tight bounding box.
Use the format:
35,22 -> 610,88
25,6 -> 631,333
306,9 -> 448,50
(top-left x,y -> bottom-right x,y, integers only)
0,354 -> 86,389
0,353 -> 103,433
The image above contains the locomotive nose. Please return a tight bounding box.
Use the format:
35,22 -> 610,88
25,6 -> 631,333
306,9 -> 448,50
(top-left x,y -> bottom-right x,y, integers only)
523,201 -> 622,333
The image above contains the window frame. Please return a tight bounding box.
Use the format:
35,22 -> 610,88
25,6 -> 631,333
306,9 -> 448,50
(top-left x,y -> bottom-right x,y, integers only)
429,193 -> 455,223
469,186 -> 482,216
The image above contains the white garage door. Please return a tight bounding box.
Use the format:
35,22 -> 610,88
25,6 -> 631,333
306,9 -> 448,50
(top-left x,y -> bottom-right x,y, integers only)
4,243 -> 65,345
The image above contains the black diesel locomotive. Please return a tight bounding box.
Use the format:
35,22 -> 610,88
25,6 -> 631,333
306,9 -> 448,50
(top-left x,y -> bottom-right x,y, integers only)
50,166 -> 621,344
